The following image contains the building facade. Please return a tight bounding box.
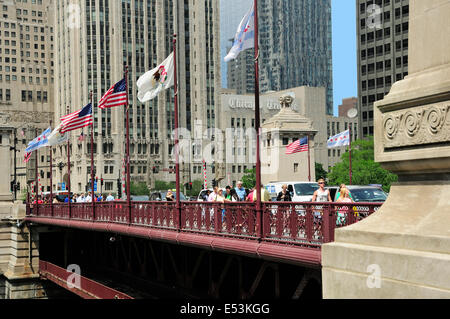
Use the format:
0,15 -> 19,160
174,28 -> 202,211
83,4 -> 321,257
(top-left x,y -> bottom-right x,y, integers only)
53,0 -> 221,196
357,0 -> 409,138
0,0 -> 55,199
338,97 -> 358,118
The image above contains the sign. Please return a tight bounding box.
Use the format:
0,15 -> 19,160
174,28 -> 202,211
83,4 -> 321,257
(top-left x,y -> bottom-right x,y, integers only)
61,182 -> 66,190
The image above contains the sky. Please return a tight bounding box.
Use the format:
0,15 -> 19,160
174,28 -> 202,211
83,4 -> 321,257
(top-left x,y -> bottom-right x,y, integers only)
331,0 -> 357,116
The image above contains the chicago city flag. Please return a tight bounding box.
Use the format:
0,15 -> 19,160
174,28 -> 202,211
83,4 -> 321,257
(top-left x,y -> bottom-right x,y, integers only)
137,53 -> 175,103
224,3 -> 255,62
25,127 -> 51,153
327,130 -> 350,148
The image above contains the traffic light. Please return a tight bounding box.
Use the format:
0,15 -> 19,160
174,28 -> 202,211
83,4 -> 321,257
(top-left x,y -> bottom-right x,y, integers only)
101,178 -> 104,186
212,179 -> 217,188
189,182 -> 193,190
117,179 -> 122,199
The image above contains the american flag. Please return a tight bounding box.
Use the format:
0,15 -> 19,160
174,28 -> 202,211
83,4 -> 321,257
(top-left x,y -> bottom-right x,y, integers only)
78,132 -> 86,142
23,152 -> 31,163
60,103 -> 93,134
98,79 -> 127,109
286,137 -> 309,155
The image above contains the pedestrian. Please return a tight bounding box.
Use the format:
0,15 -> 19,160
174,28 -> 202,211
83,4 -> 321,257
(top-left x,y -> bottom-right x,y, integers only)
252,185 -> 271,202
208,187 -> 219,202
225,186 -> 232,201
106,193 -> 115,201
335,183 -> 353,201
224,188 -> 240,202
85,192 -> 92,203
246,188 -> 254,202
336,187 -> 353,225
276,184 -> 292,202
235,181 -> 246,201
166,190 -> 174,201
73,194 -> 78,203
202,190 -> 211,201
77,194 -> 85,203
214,189 -> 226,203
311,179 -> 332,202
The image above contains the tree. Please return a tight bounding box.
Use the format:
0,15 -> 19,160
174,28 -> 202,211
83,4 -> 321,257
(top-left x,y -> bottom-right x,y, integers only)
186,180 -> 203,197
242,168 -> 256,189
130,182 -> 150,196
315,162 -> 328,181
327,137 -> 398,192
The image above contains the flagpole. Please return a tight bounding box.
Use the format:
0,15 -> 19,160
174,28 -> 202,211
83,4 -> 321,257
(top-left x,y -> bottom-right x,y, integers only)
254,0 -> 263,240
349,127 -> 352,185
173,33 -> 181,231
124,65 -> 131,222
307,135 -> 311,182
35,128 -> 39,216
90,91 -> 95,218
49,120 -> 53,215
67,133 -> 71,218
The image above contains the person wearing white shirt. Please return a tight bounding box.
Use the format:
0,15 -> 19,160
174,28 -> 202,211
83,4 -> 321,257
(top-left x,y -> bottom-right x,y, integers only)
77,195 -> 85,203
106,193 -> 115,201
85,193 -> 92,203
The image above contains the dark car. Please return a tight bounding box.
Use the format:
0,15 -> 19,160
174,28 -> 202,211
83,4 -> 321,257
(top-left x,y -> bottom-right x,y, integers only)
150,191 -> 187,201
335,185 -> 388,203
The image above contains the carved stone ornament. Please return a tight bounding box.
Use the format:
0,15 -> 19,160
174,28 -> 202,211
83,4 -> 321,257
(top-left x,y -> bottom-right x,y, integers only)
279,96 -> 294,109
382,102 -> 450,148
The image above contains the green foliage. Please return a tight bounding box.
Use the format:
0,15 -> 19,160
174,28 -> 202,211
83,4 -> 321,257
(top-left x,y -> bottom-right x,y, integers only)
315,162 -> 328,180
242,168 -> 256,189
184,180 -> 203,197
130,182 -> 150,196
327,137 -> 398,192
154,180 -> 176,191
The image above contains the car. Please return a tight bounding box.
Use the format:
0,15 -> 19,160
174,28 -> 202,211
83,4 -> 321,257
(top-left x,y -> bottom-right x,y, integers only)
150,190 -> 187,201
130,195 -> 150,201
265,182 -> 320,202
334,185 -> 388,203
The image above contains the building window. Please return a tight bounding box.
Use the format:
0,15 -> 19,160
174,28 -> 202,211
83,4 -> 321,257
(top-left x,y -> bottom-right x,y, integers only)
294,163 -> 299,173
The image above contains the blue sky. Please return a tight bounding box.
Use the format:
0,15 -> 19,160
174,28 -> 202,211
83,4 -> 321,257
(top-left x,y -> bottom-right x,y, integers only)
332,0 -> 357,115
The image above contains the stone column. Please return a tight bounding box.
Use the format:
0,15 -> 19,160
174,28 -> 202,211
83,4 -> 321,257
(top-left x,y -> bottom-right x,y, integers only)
322,0 -> 450,298
0,127 -> 13,201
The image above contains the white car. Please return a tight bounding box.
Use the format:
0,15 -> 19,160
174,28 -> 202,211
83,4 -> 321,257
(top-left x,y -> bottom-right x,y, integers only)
265,181 -> 319,202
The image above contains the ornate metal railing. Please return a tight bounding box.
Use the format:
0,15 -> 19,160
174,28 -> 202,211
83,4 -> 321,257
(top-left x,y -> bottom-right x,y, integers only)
26,201 -> 382,248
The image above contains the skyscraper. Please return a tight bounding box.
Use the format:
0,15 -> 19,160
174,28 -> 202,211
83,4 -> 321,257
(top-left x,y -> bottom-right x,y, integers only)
0,0 -> 55,196
224,0 -> 334,114
357,0 -> 409,138
53,0 -> 221,194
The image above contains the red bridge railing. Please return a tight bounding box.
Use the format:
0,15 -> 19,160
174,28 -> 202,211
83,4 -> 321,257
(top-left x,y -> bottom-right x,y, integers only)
27,201 -> 382,248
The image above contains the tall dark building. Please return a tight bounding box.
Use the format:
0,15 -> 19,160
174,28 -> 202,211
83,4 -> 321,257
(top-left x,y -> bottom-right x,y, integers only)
357,0 -> 409,138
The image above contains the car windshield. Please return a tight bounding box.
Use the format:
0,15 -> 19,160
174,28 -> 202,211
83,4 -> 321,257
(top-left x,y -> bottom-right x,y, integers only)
294,183 -> 319,196
350,188 -> 388,202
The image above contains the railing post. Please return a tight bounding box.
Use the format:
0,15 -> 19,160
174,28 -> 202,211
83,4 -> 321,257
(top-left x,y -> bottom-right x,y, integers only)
322,204 -> 331,244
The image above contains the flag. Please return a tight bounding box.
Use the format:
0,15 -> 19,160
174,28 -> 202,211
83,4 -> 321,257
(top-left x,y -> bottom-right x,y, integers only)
60,103 -> 93,134
25,127 -> 51,153
137,52 -> 175,103
327,130 -> 350,148
24,152 -> 31,163
286,137 -> 309,155
224,3 -> 255,62
78,132 -> 86,142
98,79 -> 128,109
46,123 -> 69,146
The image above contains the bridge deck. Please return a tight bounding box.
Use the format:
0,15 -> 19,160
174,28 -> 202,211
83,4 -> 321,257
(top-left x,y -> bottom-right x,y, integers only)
26,201 -> 381,266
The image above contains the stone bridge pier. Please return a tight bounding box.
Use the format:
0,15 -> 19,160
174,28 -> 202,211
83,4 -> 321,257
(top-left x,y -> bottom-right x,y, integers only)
322,0 -> 450,298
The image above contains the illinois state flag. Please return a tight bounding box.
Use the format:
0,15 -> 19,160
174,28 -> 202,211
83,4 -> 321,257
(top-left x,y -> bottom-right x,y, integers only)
327,130 -> 350,148
224,3 -> 255,62
137,53 -> 175,103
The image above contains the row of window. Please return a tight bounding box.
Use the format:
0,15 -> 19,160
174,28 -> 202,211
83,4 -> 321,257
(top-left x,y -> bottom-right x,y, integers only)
21,90 -> 48,102
361,56 -> 407,75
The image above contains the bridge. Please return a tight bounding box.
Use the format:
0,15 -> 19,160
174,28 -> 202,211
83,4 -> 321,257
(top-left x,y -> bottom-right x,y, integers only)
22,201 -> 381,299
